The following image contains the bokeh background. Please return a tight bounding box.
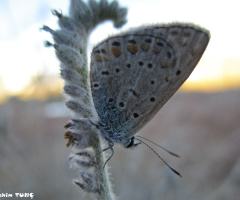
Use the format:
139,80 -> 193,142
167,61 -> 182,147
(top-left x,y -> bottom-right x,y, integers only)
0,0 -> 240,199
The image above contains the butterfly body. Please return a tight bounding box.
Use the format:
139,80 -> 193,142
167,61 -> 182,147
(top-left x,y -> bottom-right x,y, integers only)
90,23 -> 210,148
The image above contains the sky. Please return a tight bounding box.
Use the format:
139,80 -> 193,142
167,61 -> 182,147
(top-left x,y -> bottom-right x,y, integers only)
0,0 -> 240,95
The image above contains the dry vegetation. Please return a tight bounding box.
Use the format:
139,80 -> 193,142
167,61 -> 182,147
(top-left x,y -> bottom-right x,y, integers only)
0,90 -> 239,200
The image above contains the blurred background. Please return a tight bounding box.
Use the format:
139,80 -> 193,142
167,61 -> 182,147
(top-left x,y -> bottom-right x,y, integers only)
0,0 -> 239,199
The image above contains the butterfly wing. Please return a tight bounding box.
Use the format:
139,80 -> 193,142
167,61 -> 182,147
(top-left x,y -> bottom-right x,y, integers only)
90,23 -> 210,140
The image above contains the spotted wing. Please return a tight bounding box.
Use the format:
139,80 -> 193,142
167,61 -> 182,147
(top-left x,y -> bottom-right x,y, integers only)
90,23 -> 210,139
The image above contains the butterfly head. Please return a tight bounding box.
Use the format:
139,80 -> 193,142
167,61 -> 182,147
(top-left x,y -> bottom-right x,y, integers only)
121,136 -> 140,148
101,129 -> 137,148
89,119 -> 139,148
125,136 -> 135,148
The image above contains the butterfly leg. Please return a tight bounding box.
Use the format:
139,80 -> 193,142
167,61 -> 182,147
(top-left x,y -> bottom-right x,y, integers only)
101,141 -> 114,169
92,139 -> 114,169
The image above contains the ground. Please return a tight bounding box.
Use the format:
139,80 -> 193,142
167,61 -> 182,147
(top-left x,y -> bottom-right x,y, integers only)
0,90 -> 239,200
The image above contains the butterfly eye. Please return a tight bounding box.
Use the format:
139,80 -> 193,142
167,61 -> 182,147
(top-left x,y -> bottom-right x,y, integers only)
125,137 -> 135,148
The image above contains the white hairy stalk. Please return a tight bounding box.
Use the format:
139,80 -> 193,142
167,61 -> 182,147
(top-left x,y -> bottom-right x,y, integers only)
42,0 -> 127,199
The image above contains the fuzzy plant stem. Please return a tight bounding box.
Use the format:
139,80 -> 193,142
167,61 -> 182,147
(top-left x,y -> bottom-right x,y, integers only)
42,0 -> 127,199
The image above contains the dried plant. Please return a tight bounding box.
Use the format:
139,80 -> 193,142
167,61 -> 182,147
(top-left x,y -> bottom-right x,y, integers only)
42,0 -> 127,199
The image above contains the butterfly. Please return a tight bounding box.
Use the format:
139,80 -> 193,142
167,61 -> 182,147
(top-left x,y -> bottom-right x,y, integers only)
89,23 -> 210,172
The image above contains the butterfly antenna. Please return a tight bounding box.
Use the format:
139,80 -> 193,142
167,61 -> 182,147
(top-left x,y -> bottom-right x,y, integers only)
135,135 -> 180,158
135,138 -> 182,178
